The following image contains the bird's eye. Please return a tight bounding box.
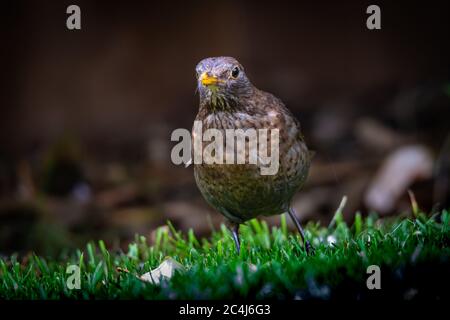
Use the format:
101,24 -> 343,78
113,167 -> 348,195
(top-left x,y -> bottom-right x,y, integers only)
231,66 -> 240,79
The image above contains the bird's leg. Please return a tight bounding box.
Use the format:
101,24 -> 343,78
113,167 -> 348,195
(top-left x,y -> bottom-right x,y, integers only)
230,223 -> 241,254
288,207 -> 314,255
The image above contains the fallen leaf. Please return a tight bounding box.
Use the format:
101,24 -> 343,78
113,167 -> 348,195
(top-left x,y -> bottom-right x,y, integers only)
364,145 -> 433,213
139,257 -> 185,285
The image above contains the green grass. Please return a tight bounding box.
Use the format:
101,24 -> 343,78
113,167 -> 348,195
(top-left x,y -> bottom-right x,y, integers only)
0,209 -> 449,300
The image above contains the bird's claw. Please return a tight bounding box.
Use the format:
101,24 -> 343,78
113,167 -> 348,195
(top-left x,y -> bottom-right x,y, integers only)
305,241 -> 315,256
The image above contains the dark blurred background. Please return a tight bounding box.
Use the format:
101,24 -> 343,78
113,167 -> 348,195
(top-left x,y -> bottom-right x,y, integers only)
1,0 -> 449,256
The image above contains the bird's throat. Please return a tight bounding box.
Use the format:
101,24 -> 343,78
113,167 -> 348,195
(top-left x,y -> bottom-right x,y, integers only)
202,92 -> 237,113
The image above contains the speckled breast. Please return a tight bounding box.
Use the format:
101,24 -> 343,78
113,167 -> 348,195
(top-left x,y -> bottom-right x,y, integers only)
193,106 -> 310,223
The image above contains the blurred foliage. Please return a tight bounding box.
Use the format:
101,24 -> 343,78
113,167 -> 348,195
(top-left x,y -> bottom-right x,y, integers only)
41,135 -> 85,196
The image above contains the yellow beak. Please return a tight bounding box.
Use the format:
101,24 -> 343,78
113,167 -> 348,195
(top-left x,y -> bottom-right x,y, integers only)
200,72 -> 220,86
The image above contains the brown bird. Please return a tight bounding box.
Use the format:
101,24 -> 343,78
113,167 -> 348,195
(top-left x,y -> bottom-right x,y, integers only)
192,56 -> 313,254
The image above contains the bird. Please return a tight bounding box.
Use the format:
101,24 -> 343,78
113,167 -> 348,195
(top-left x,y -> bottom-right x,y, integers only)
192,56 -> 313,254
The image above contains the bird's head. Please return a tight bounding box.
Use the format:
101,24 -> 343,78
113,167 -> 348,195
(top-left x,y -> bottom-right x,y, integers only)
196,56 -> 254,111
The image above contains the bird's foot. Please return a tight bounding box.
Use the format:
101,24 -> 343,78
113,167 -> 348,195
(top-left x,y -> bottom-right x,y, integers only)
230,223 -> 241,255
305,240 -> 315,256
